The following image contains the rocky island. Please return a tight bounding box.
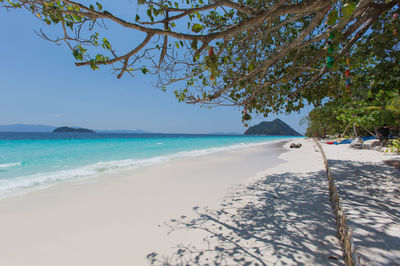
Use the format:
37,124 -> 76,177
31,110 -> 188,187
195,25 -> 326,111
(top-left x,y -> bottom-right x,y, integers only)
53,126 -> 95,133
244,119 -> 302,136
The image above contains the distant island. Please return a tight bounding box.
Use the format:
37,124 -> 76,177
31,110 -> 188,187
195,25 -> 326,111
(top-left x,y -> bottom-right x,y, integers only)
53,126 -> 95,133
244,119 -> 302,136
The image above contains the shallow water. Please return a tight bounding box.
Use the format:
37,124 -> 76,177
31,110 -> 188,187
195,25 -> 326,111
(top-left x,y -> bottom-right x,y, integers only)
0,132 -> 301,199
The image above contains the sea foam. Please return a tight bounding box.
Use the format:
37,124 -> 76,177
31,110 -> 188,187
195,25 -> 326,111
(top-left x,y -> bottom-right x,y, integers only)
0,140 -> 284,199
0,162 -> 23,169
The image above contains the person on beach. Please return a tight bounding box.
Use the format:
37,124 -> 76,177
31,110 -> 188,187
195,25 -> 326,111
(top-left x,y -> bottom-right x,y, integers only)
377,125 -> 390,146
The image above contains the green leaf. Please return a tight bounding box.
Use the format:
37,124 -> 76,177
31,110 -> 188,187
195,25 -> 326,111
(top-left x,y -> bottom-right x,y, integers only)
248,63 -> 254,71
96,2 -> 102,11
66,21 -> 73,30
141,68 -> 149,74
242,113 -> 252,121
327,10 -> 338,26
77,45 -> 87,53
146,9 -> 154,22
191,23 -> 204,33
154,8 -> 161,16
72,15 -> 82,22
102,38 -> 111,50
342,3 -> 355,20
135,14 -> 140,21
72,49 -> 82,61
90,60 -> 98,70
191,40 -> 197,50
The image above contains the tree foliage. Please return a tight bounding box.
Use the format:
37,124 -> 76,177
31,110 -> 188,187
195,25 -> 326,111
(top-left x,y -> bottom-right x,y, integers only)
304,5 -> 400,137
1,0 -> 399,122
332,11 -> 399,129
305,104 -> 346,138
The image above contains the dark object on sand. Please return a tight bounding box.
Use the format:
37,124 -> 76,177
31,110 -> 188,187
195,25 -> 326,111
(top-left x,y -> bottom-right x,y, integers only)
377,125 -> 390,146
290,143 -> 302,148
384,160 -> 400,170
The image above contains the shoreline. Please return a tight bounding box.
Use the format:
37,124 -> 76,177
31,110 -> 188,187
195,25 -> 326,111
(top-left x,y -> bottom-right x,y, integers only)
0,140 -> 289,266
0,137 -> 298,200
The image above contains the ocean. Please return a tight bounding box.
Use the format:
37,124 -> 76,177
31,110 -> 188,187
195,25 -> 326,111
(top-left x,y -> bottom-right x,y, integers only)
0,132 -> 301,199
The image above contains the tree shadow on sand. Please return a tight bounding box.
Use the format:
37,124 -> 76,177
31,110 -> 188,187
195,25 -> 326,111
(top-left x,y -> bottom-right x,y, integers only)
327,159 -> 400,264
147,171 -> 343,265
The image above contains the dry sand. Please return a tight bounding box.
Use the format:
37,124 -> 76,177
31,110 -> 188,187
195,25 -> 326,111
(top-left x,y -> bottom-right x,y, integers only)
0,139 -> 344,265
321,142 -> 400,265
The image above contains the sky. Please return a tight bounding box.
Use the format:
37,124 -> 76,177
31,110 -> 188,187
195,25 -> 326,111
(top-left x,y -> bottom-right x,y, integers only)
0,2 -> 313,134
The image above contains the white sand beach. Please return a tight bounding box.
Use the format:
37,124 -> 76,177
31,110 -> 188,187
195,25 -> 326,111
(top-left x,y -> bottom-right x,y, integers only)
0,139 -> 352,265
321,142 -> 400,265
0,141 -> 285,266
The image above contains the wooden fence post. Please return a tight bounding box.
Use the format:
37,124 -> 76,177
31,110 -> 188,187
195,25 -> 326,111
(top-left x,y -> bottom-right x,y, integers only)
314,140 -> 360,266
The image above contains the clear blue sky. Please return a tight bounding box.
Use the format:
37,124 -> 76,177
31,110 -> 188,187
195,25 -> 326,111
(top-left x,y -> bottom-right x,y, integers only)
0,3 -> 313,134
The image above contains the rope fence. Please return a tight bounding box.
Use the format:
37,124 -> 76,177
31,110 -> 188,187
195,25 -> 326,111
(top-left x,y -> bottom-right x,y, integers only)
314,140 -> 360,266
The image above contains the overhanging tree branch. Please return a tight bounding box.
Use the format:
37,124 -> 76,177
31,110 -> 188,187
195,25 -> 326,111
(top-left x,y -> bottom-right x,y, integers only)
2,0 -> 398,118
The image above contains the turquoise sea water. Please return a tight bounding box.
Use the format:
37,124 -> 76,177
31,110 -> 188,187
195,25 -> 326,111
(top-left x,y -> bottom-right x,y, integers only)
0,133 -> 301,199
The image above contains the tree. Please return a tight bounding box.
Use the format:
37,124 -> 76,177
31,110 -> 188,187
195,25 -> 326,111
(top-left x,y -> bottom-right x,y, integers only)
2,0 -> 399,121
329,11 -> 400,133
304,104 -> 346,138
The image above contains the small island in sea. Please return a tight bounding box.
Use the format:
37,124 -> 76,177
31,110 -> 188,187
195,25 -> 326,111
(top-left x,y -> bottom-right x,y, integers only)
244,118 -> 302,136
53,126 -> 95,133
